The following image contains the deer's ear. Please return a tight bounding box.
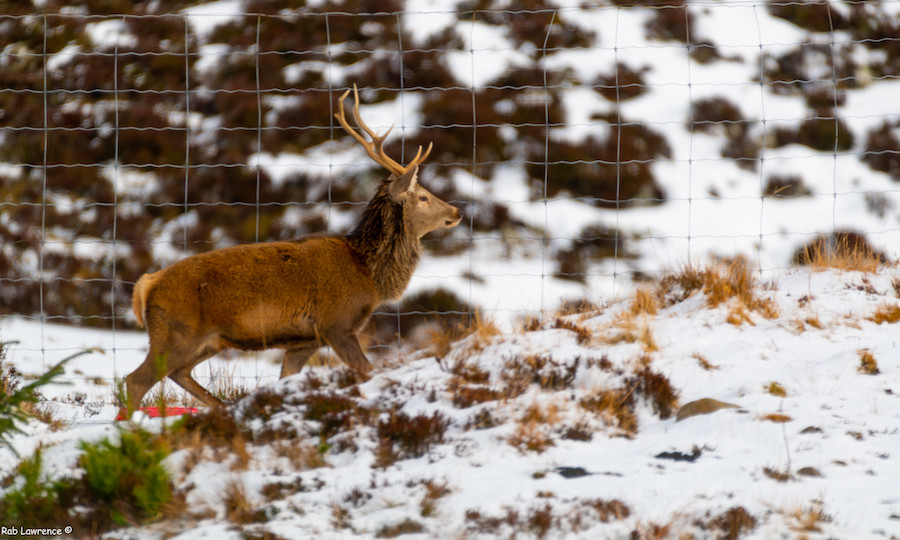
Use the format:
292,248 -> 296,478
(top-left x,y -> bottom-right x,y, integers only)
389,165 -> 419,200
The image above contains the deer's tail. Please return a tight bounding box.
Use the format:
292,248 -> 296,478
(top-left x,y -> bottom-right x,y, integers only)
132,271 -> 162,328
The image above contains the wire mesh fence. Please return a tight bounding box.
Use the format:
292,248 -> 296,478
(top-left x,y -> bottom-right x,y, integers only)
1,1 -> 900,396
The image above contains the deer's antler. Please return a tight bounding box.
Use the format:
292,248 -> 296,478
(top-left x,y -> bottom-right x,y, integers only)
335,84 -> 432,176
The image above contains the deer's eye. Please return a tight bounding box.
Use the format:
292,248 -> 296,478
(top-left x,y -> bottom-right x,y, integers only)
419,195 -> 428,202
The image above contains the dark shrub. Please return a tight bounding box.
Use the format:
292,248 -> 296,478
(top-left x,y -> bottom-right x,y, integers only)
767,0 -> 848,33
593,63 -> 648,102
796,115 -> 855,152
763,174 -> 812,198
862,121 -> 900,181
526,119 -> 669,208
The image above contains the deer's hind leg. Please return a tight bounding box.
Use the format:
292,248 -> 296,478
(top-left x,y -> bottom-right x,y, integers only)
126,327 -> 225,414
125,347 -> 169,414
167,336 -> 227,408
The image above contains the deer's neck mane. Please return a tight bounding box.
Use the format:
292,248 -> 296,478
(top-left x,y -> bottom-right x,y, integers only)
347,186 -> 421,301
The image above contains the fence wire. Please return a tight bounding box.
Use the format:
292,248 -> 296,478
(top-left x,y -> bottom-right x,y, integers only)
1,1 -> 900,395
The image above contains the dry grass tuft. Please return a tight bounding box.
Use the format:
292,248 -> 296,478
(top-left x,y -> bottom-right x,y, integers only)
427,310 -> 501,357
442,358 -> 505,409
793,314 -> 825,333
657,265 -> 707,306
173,407 -> 244,451
793,231 -> 887,273
803,315 -> 824,329
508,402 -> 562,454
763,466 -> 792,482
521,316 -> 544,332
765,381 -> 787,397
761,413 -> 792,423
262,478 -> 307,502
465,498 -> 630,537
424,326 -> 458,358
223,479 -> 262,524
657,258 -> 778,325
508,421 -> 556,454
555,298 -> 603,318
145,381 -> 196,409
207,362 -> 258,402
692,353 -> 718,370
576,359 -> 680,436
630,287 -> 659,316
450,384 -> 503,408
376,518 -> 425,538
298,390 -> 362,441
374,411 -> 450,468
503,354 -> 581,392
240,387 -> 285,422
703,258 -> 777,319
628,366 -> 679,420
630,521 -> 674,540
605,317 -> 659,351
464,409 -> 499,431
857,349 -> 880,375
21,402 -> 67,432
868,302 -> 900,325
273,439 -> 326,470
585,498 -> 632,523
789,502 -> 831,533
579,388 -> 638,435
419,478 -> 451,517
706,506 -> 758,538
468,310 -> 502,347
553,318 -> 592,344
443,358 -> 491,384
446,354 -> 581,410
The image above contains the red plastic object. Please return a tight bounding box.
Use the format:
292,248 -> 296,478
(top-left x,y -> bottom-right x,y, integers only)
115,407 -> 199,421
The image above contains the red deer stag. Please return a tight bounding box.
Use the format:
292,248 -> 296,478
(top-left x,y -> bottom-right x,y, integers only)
125,84 -> 461,415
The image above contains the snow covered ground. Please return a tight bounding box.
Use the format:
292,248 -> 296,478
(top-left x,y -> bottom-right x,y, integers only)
3,263 -> 900,538
4,0 -> 900,537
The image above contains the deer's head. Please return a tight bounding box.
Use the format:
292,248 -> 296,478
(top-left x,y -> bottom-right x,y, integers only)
336,85 -> 462,239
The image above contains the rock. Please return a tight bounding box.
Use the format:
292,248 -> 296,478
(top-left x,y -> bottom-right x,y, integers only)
797,466 -> 822,477
655,447 -> 702,462
556,466 -> 591,478
676,398 -> 740,421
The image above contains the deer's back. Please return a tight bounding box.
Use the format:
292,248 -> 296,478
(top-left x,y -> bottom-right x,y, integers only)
144,236 -> 379,345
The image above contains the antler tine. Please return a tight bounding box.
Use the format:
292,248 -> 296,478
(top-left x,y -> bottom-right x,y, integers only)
335,84 -> 431,176
346,84 -> 407,175
335,87 -> 399,174
401,142 -> 433,174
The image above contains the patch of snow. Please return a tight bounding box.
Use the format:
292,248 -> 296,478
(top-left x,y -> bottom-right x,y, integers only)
182,0 -> 243,38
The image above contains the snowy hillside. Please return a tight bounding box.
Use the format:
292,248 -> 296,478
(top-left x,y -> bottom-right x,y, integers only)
3,261 -> 900,538
2,0 -> 900,330
3,0 -> 900,537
